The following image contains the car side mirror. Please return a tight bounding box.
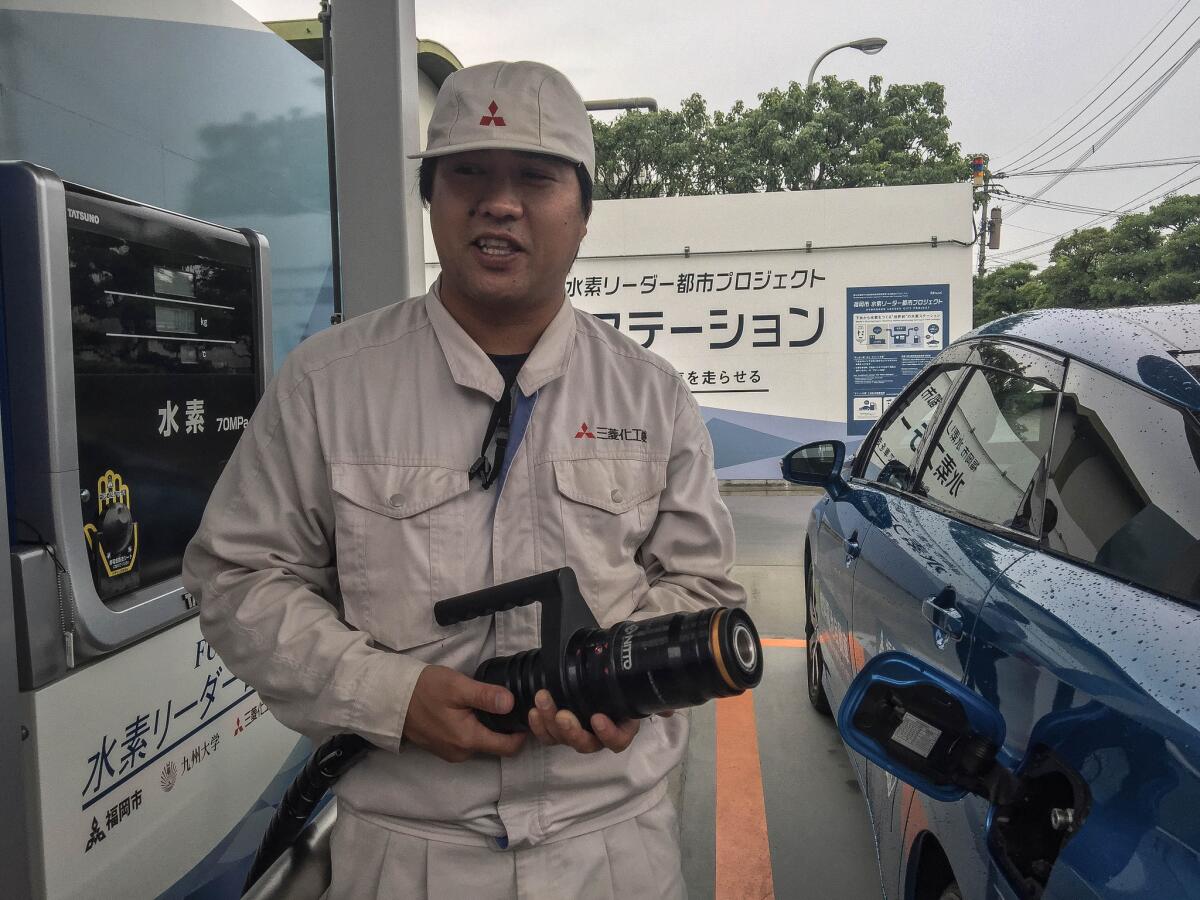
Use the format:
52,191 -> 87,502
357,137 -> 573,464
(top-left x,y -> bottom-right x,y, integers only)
837,652 -> 1013,803
781,440 -> 847,496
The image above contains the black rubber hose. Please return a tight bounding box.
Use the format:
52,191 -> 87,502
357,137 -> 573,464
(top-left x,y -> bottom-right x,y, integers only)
241,733 -> 369,895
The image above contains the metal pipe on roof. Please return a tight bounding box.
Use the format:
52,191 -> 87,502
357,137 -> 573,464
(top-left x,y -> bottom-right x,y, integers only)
585,98 -> 659,113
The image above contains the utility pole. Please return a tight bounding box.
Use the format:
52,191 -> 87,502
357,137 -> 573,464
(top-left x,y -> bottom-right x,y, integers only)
971,154 -> 990,277
977,185 -> 990,277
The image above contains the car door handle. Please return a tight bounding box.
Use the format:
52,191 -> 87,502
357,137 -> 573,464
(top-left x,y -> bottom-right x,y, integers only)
922,592 -> 964,640
844,531 -> 861,564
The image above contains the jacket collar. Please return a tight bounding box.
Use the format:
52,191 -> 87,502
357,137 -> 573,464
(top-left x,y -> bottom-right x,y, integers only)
425,280 -> 576,401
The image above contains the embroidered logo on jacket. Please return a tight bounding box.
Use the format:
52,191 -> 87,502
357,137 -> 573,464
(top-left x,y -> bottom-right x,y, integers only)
574,423 -> 648,443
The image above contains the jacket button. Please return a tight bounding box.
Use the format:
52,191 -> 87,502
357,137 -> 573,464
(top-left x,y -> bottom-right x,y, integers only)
610,488 -> 624,504
389,493 -> 404,507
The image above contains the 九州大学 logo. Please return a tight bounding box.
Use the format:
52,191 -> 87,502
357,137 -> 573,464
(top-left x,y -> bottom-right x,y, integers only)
160,760 -> 178,792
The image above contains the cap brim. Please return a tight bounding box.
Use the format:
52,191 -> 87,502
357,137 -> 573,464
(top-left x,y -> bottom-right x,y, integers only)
408,139 -> 591,177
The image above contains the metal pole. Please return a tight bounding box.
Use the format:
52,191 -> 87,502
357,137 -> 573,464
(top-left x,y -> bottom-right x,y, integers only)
807,44 -> 846,87
977,182 -> 990,277
331,0 -> 426,317
319,0 -> 343,322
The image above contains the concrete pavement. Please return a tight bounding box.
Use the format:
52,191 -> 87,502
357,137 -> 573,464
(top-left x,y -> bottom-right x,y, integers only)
675,492 -> 881,900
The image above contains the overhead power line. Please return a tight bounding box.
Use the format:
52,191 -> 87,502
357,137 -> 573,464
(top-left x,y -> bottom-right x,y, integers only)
1010,10 -> 1199,173
1005,223 -> 1065,237
991,165 -> 1200,264
993,167 -> 1200,262
1000,0 -> 1194,171
997,193 -> 1129,216
1018,24 -> 1200,174
1003,38 -> 1200,219
997,155 -> 1200,178
993,174 -> 1200,264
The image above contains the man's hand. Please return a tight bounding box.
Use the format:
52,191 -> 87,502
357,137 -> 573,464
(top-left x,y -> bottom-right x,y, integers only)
403,665 -> 526,763
527,689 -> 670,754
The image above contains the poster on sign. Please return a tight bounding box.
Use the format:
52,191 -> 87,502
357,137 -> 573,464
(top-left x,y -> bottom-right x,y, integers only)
846,284 -> 950,436
425,183 -> 974,477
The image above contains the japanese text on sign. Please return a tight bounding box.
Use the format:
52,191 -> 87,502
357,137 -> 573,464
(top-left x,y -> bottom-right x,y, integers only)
567,268 -> 826,298
84,788 -> 144,853
678,370 -> 762,388
156,400 -> 249,437
592,306 -> 824,351
82,642 -> 255,804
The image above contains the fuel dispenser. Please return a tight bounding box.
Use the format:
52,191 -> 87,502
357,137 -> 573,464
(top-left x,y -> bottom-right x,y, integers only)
3,161 -> 270,671
1,162 -> 305,900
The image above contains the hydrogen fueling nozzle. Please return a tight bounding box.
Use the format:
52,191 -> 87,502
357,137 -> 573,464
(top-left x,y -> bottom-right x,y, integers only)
244,569 -> 763,894
434,568 -> 764,734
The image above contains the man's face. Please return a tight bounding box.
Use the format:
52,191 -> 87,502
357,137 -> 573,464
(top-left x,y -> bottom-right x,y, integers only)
429,149 -> 588,316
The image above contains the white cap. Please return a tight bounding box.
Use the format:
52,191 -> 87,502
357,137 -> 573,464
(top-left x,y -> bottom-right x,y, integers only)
410,60 -> 595,181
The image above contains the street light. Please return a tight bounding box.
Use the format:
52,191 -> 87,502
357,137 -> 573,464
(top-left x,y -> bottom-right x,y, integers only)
807,37 -> 888,87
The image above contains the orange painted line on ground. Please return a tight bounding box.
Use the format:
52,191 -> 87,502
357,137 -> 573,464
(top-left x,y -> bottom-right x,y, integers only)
715,690 -> 775,900
849,633 -> 866,672
760,637 -> 807,648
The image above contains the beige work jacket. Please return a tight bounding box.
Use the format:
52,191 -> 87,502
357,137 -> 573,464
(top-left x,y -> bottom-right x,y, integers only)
183,284 -> 745,849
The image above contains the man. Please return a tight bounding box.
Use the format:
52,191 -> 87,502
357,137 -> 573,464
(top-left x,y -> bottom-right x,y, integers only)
184,60 -> 744,898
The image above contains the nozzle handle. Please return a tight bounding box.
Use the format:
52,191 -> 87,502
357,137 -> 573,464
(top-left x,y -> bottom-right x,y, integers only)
435,567 -> 600,708
434,568 -> 584,627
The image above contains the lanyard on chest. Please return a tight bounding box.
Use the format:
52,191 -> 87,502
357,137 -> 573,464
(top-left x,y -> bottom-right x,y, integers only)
469,381 -> 515,491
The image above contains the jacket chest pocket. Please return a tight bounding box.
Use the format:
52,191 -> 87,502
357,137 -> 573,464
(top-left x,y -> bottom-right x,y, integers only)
330,463 -> 469,651
551,457 -> 666,624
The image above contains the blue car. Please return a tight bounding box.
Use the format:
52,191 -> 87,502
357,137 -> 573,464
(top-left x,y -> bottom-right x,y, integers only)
782,304 -> 1200,900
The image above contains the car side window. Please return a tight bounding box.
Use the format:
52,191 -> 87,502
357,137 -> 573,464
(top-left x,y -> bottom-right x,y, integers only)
1043,363 -> 1200,603
915,367 -> 1058,532
860,366 -> 960,489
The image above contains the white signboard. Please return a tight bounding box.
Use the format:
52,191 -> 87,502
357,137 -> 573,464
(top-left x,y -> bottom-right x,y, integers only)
425,183 -> 974,477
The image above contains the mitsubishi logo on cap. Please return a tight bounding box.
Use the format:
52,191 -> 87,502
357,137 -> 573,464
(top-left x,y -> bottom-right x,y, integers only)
480,101 -> 506,127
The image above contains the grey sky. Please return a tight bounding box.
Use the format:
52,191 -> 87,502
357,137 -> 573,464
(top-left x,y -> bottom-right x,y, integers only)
237,0 -> 1199,271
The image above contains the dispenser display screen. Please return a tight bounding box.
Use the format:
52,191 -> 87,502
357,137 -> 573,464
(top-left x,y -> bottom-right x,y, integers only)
153,266 -> 196,298
67,234 -> 252,375
155,304 -> 197,335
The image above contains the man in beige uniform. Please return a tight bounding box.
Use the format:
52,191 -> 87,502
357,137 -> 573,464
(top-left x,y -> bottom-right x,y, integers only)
184,60 -> 744,899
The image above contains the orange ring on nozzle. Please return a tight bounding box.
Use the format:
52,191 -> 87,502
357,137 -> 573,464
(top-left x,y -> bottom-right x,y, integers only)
710,607 -> 739,691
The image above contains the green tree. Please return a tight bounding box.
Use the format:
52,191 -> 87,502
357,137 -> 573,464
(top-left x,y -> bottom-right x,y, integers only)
590,94 -> 710,199
592,76 -> 969,199
973,194 -> 1200,325
1038,197 -> 1200,310
1145,194 -> 1200,304
1089,213 -> 1161,307
1037,227 -> 1117,310
972,262 -> 1045,324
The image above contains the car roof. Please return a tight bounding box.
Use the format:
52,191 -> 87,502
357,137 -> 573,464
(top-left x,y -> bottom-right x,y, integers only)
965,303 -> 1200,412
